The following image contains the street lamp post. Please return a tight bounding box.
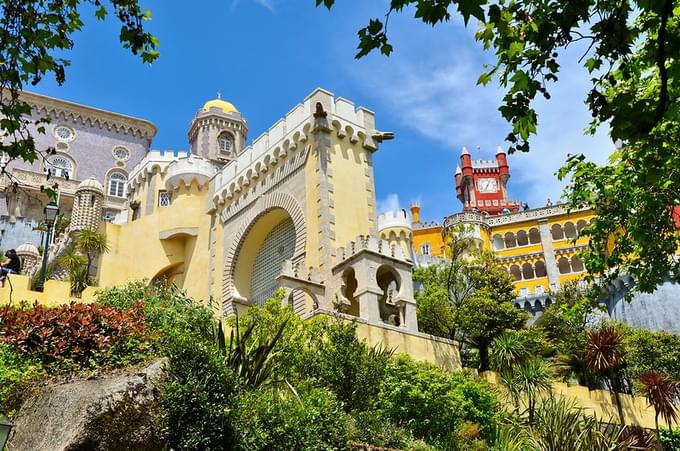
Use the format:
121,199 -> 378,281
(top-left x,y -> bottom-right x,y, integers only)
0,417 -> 14,450
36,202 -> 59,292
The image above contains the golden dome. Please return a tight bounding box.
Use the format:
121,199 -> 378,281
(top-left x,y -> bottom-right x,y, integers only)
202,97 -> 238,114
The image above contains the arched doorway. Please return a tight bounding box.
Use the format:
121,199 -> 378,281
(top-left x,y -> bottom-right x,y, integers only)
233,208 -> 297,306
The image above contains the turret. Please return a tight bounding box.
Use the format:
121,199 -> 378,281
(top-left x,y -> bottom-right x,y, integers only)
409,202 -> 421,225
496,145 -> 509,183
71,177 -> 104,231
377,209 -> 413,259
188,94 -> 248,165
454,166 -> 463,201
460,146 -> 473,179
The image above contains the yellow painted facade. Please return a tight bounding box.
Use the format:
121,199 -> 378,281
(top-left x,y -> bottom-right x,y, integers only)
0,88 -> 459,370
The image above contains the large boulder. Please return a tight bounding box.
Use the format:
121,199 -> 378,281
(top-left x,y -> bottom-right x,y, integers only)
8,359 -> 166,451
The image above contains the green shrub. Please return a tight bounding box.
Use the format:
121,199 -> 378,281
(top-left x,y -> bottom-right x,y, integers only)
660,427 -> 680,450
378,355 -> 500,449
625,327 -> 680,389
350,410 -> 422,449
301,318 -> 393,413
97,280 -> 215,345
161,336 -> 240,450
237,384 -> 350,451
0,344 -> 46,416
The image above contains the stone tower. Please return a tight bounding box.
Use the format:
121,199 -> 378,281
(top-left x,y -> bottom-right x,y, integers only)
188,95 -> 248,165
71,177 -> 104,231
378,210 -> 414,259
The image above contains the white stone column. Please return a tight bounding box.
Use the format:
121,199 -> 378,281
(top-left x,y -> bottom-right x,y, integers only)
538,219 -> 560,289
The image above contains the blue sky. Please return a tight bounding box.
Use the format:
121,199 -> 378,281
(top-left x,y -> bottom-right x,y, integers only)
31,0 -> 613,223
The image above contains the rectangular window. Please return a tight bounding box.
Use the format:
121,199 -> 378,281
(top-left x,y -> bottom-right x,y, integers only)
420,243 -> 431,256
520,287 -> 529,297
535,285 -> 544,295
158,190 -> 170,207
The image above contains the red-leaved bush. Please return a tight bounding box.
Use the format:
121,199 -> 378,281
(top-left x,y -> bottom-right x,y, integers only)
0,301 -> 152,366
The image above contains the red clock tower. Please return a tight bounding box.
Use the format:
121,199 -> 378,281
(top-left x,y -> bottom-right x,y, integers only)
454,146 -> 520,216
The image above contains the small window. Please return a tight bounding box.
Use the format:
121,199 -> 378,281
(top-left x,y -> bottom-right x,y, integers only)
520,287 -> 529,297
535,285 -> 544,295
131,202 -> 140,221
218,132 -> 234,154
113,146 -> 130,161
54,125 -> 74,141
420,243 -> 431,255
108,172 -> 127,198
158,190 -> 170,207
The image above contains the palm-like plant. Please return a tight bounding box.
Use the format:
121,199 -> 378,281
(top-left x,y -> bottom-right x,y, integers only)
502,357 -> 553,425
74,228 -> 110,277
58,249 -> 89,295
491,333 -> 530,376
639,370 -> 680,436
584,325 -> 627,425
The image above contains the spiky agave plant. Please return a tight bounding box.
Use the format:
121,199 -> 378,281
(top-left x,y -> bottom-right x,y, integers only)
639,370 -> 680,435
584,325 -> 627,425
223,314 -> 289,388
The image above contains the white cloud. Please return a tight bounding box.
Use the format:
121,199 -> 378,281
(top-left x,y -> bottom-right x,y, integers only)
253,0 -> 275,12
377,193 -> 401,214
345,15 -> 614,211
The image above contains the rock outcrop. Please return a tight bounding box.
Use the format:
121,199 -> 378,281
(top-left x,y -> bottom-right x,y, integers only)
8,359 -> 166,451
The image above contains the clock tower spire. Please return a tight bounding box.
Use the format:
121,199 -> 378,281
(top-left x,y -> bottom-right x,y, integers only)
454,145 -> 520,215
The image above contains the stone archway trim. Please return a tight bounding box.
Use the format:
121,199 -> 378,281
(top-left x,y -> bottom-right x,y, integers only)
222,191 -> 307,310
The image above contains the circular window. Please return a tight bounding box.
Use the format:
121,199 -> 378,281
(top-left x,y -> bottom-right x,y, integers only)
113,146 -> 130,161
54,125 -> 74,141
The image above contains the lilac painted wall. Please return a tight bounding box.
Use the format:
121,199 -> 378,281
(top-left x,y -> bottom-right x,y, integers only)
7,111 -> 150,187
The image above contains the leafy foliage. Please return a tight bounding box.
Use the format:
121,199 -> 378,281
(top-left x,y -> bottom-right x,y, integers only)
0,0 -> 158,178
377,354 -> 500,448
0,301 -> 152,368
624,327 -> 680,385
415,249 -> 528,371
237,385 -> 350,451
301,318 -> 394,413
161,336 -> 240,451
0,343 -> 46,416
74,228 -> 110,278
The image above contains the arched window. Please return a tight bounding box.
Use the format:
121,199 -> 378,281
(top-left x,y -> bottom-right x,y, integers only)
504,232 -> 517,248
510,265 -> 522,281
551,224 -> 564,240
558,256 -> 571,274
564,222 -> 577,239
218,132 -> 234,154
516,230 -> 529,246
577,220 -> 589,235
529,228 -> 541,244
534,261 -> 547,278
522,262 -> 535,279
108,172 -> 127,198
492,234 -> 505,250
46,155 -> 73,179
571,256 -> 585,272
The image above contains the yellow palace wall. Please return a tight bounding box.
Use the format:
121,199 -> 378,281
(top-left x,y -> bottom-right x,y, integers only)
412,226 -> 446,258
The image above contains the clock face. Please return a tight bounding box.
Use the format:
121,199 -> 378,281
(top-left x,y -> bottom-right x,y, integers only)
477,177 -> 498,193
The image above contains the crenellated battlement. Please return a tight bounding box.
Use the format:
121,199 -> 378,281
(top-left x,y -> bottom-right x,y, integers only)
127,150 -> 189,192
210,88 -> 380,209
377,210 -> 411,232
336,235 -> 410,265
165,155 -> 218,192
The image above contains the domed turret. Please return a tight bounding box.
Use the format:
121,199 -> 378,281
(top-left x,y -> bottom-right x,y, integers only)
71,177 -> 104,231
202,98 -> 239,115
378,210 -> 413,260
16,242 -> 40,275
189,93 -> 248,165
